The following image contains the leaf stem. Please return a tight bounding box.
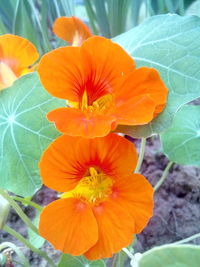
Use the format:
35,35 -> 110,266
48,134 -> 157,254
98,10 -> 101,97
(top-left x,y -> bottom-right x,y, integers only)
111,254 -> 118,267
154,161 -> 173,191
12,196 -> 42,212
173,232 -> 200,245
3,225 -> 56,267
0,241 -> 30,267
135,138 -> 146,173
0,189 -> 38,235
122,248 -> 134,260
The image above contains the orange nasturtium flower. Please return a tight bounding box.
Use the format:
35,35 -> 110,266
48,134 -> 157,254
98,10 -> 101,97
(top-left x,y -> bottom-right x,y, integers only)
53,16 -> 92,46
38,36 -> 168,138
0,34 -> 39,90
39,133 -> 153,260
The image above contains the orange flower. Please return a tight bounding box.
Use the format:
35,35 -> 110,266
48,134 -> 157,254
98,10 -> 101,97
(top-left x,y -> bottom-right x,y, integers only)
38,36 -> 168,138
53,16 -> 92,46
0,34 -> 39,90
39,133 -> 153,260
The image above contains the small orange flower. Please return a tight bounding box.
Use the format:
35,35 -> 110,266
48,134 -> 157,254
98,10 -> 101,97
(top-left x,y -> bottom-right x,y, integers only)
38,36 -> 168,138
0,34 -> 39,90
39,133 -> 153,260
53,16 -> 92,46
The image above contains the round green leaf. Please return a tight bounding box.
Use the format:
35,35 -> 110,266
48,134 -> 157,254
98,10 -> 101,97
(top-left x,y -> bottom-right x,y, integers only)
161,105 -> 200,167
0,73 -> 64,197
113,14 -> 200,137
139,245 -> 200,267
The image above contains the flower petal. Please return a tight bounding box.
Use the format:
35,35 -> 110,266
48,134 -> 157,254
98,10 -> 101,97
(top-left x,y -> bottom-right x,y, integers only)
39,133 -> 138,192
37,46 -> 83,101
115,94 -> 156,125
114,67 -> 168,124
39,198 -> 98,255
80,37 -> 135,102
38,36 -> 135,104
84,200 -> 135,260
47,107 -> 115,138
112,174 -> 154,233
0,34 -> 39,77
53,16 -> 92,45
0,62 -> 17,90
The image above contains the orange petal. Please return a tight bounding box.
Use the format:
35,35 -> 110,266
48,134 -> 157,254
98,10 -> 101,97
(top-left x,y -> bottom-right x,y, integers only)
39,198 -> 98,255
39,134 -> 86,192
114,67 -> 168,124
112,174 -> 154,233
0,34 -> 39,77
53,16 -> 92,45
39,133 -> 138,192
115,94 -> 156,125
47,107 -> 116,138
37,46 -> 83,101
80,37 -> 135,102
84,200 -> 135,260
38,36 -> 135,104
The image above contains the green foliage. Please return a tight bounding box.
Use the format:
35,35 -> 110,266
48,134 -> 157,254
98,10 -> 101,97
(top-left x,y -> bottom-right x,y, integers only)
0,0 -> 196,53
0,0 -> 74,54
0,253 -> 7,266
13,0 -> 40,50
161,105 -> 200,167
58,254 -> 106,267
148,0 -> 185,15
114,14 -> 200,138
186,0 -> 200,16
28,211 -> 45,248
138,244 -> 200,267
0,73 -> 64,197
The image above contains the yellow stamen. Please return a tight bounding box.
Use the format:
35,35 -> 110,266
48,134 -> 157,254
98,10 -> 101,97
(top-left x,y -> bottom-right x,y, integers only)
92,94 -> 113,111
81,90 -> 88,110
79,90 -> 113,113
0,62 -> 17,90
62,167 -> 113,205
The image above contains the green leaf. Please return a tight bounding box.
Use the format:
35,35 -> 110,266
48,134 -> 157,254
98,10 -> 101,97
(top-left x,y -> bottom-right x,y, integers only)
13,0 -> 40,51
0,0 -> 15,31
0,20 -> 8,34
186,0 -> 200,16
92,0 -> 111,37
0,72 -> 64,197
58,254 -> 106,267
161,105 -> 200,167
113,14 -> 200,138
138,244 -> 200,267
28,211 -> 45,249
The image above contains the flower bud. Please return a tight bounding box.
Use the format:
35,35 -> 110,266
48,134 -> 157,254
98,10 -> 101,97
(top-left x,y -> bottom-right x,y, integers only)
0,194 -> 10,229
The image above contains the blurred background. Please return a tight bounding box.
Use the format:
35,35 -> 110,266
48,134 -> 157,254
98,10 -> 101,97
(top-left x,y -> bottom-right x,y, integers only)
0,0 -> 199,54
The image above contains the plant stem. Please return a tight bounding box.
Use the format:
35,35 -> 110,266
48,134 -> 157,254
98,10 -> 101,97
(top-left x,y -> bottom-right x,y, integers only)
135,138 -> 146,173
122,248 -> 134,260
173,232 -> 200,245
0,189 -> 38,235
3,225 -> 56,267
111,254 -> 118,267
0,241 -> 30,267
12,196 -> 42,212
154,161 -> 173,191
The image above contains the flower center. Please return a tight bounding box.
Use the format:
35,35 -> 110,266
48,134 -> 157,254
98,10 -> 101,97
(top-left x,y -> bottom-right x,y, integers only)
61,167 -> 113,205
68,90 -> 113,114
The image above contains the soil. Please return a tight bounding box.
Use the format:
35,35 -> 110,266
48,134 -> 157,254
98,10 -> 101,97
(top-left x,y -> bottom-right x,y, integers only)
1,136 -> 200,266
